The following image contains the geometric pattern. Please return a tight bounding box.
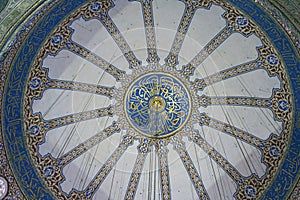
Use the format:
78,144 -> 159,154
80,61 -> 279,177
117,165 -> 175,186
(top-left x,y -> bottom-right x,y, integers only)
0,0 -> 299,199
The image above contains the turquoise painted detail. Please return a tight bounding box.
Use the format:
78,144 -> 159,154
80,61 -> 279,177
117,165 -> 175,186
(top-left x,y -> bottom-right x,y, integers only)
0,0 -> 8,12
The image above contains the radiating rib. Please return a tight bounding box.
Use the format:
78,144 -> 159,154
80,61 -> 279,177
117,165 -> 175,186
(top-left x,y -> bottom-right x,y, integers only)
124,147 -> 148,200
47,79 -> 116,98
188,131 -> 243,183
65,41 -> 126,80
165,0 -> 211,68
138,0 -> 159,64
58,122 -> 121,167
197,95 -> 272,109
172,137 -> 209,199
192,60 -> 262,91
197,113 -> 264,148
180,26 -> 233,78
164,4 -> 197,68
44,106 -> 113,131
157,142 -> 171,200
69,135 -> 134,199
98,14 -> 141,69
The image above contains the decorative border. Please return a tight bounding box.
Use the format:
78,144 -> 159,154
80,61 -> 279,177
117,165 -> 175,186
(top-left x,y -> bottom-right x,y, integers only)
0,0 -> 46,49
257,0 -> 300,52
1,0 -> 87,199
0,0 -> 299,199
226,1 -> 300,199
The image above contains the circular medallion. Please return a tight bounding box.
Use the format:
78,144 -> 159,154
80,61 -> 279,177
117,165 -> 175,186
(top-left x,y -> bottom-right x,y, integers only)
125,73 -> 190,138
0,177 -> 8,199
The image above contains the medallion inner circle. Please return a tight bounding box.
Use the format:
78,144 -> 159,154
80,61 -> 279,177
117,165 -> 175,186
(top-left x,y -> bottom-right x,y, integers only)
125,72 -> 191,138
149,96 -> 166,112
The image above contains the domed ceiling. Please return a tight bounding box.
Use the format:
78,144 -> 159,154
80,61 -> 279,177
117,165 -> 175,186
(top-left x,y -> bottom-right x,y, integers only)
0,0 -> 299,199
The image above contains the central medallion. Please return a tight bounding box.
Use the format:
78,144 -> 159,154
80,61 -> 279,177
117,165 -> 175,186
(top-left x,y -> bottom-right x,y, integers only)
149,96 -> 166,112
125,72 -> 191,138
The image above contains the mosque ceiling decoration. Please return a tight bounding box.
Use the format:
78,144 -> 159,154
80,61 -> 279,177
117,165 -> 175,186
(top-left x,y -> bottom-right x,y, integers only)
0,0 -> 299,199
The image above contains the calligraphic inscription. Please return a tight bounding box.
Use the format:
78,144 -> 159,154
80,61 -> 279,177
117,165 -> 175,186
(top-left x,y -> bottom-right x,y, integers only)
125,73 -> 190,137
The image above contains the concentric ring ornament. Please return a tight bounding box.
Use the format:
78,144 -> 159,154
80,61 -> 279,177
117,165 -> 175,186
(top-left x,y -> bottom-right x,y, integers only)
0,0 -> 299,199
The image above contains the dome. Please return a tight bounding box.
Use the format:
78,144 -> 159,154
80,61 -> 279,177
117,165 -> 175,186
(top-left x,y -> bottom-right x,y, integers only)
0,0 -> 299,199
